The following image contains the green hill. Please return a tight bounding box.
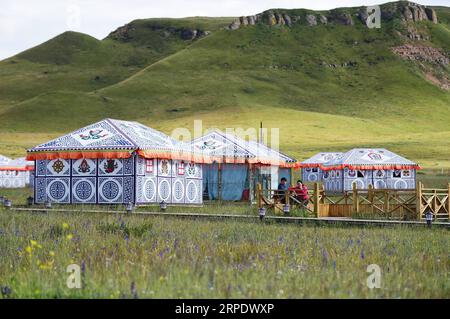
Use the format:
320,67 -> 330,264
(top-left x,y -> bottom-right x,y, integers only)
0,1 -> 449,169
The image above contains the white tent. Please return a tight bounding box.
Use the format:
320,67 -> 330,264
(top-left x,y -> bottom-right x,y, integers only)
0,155 -> 34,188
190,130 -> 297,201
321,148 -> 420,192
300,152 -> 343,182
27,119 -> 205,205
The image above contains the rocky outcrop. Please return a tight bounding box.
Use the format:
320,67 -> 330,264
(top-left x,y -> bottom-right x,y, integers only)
319,15 -> 328,25
392,45 -> 449,66
306,14 -> 317,26
227,2 -> 439,30
401,3 -> 438,24
425,7 -> 438,24
109,23 -> 209,41
329,11 -> 354,25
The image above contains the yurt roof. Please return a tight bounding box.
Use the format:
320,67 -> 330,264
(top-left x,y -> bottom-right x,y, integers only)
190,130 -> 297,167
321,148 -> 420,171
26,119 -> 204,162
300,152 -> 344,167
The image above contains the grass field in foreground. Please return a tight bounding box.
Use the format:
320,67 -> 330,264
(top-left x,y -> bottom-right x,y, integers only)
0,208 -> 448,298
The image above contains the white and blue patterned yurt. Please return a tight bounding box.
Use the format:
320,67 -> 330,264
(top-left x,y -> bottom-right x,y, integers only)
321,148 -> 420,193
299,152 -> 343,183
26,119 -> 204,205
190,130 -> 297,202
0,155 -> 34,188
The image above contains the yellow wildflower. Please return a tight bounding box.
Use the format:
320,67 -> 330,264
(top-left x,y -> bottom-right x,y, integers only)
66,234 -> 73,240
49,251 -> 55,257
62,223 -> 69,230
25,246 -> 32,254
30,240 -> 38,246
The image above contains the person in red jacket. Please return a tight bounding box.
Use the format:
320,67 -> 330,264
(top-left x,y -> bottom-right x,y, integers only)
289,180 -> 309,206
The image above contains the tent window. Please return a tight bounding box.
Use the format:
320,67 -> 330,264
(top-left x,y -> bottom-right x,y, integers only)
357,170 -> 364,178
145,160 -> 153,173
312,168 -> 318,173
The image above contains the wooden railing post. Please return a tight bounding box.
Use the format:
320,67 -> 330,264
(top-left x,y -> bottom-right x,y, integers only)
368,184 -> 374,215
416,181 -> 422,220
352,182 -> 359,214
384,190 -> 389,216
448,183 -> 450,220
314,182 -> 320,218
285,189 -> 290,207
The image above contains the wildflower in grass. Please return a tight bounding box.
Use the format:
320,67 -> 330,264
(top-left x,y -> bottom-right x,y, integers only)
332,260 -> 337,270
49,251 -> 55,257
25,246 -> 32,255
360,249 -> 365,259
30,240 -> 41,248
66,234 -> 73,241
38,259 -> 54,270
62,223 -> 69,230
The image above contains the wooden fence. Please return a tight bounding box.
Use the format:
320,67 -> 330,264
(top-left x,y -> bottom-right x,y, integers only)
257,182 -> 450,220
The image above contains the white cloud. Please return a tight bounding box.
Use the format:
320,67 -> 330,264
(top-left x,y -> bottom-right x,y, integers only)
0,0 -> 448,60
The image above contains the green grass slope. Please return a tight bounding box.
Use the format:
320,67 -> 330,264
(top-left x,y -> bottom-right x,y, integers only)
0,17 -> 232,110
0,2 -> 448,169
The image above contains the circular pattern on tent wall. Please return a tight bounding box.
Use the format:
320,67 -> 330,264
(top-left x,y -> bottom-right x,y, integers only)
101,180 -> 121,201
186,180 -> 198,202
48,180 -> 67,201
394,179 -> 408,190
353,179 -> 364,190
144,179 -> 156,202
173,179 -> 184,201
159,179 -> 171,201
308,174 -> 317,182
375,180 -> 386,189
74,180 -> 94,201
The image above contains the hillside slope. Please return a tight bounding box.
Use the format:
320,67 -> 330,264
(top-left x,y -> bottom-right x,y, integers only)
0,2 -> 448,168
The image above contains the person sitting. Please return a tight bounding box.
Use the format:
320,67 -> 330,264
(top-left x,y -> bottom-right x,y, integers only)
276,177 -> 288,203
289,180 -> 309,207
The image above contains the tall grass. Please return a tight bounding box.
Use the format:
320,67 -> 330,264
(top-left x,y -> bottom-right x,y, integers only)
0,208 -> 448,298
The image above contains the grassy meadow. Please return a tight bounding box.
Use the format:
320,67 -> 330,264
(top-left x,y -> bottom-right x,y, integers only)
0,206 -> 448,299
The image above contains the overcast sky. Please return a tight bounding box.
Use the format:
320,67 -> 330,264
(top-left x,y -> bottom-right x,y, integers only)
0,0 -> 448,60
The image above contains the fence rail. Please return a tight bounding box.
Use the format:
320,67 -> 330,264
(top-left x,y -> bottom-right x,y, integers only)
257,182 -> 450,221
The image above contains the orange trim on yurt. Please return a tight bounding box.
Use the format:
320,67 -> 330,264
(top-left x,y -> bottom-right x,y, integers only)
0,167 -> 33,171
26,151 -> 133,161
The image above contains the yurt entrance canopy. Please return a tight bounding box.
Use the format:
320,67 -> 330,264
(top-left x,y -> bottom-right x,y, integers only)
26,119 -> 205,205
0,155 -> 34,188
300,152 -> 343,183
190,130 -> 297,202
320,148 -> 421,192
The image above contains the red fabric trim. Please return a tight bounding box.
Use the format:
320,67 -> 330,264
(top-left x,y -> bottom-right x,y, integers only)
297,163 -> 321,168
26,151 -> 132,161
320,164 -> 421,171
26,150 -> 297,167
0,167 -> 33,171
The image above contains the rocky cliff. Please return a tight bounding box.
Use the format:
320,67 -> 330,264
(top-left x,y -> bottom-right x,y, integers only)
227,2 -> 438,30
